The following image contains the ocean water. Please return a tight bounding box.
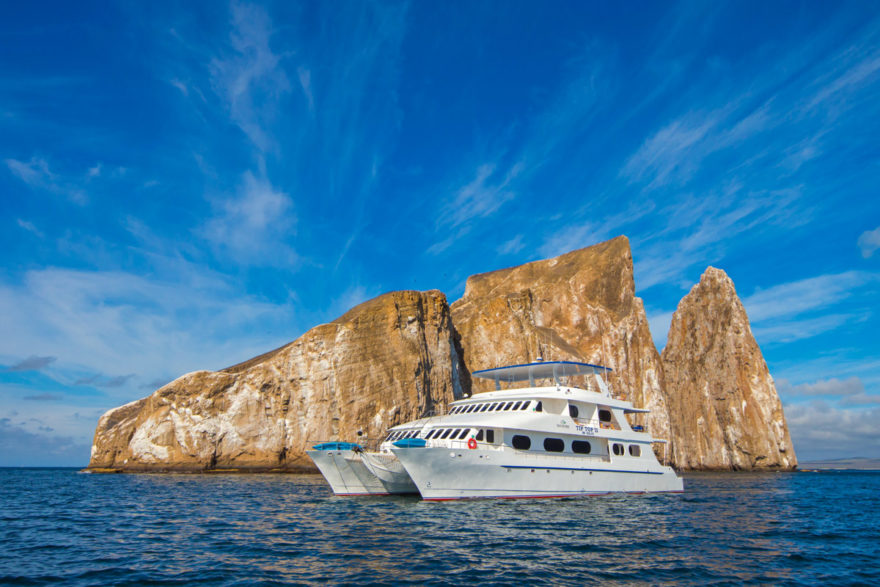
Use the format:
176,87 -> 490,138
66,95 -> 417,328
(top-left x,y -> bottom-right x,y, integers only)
1,469 -> 877,585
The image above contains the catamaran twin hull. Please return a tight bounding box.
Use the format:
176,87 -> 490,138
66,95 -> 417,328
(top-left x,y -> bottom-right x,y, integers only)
306,446 -> 417,496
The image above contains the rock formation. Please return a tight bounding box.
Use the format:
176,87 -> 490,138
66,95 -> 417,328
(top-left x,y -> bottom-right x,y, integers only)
88,237 -> 798,473
88,290 -> 466,472
662,267 -> 797,470
451,236 -> 673,457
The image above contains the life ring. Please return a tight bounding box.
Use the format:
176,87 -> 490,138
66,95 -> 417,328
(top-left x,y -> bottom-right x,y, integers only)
467,438 -> 478,450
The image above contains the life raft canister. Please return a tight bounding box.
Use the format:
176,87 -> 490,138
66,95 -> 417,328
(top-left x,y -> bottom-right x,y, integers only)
467,437 -> 478,450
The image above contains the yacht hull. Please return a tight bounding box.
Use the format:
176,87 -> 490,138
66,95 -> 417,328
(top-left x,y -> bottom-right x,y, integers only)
306,449 -> 418,495
392,447 -> 683,500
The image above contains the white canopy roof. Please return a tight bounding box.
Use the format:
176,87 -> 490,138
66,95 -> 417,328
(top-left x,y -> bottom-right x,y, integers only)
472,361 -> 611,387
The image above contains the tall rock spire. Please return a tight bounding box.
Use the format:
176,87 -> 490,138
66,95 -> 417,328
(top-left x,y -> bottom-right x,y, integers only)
662,267 -> 796,470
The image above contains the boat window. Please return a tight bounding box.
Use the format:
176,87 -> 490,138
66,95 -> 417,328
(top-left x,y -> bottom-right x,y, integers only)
519,401 -> 530,410
629,445 -> 641,457
501,402 -> 512,410
479,404 -> 490,412
465,405 -> 474,413
568,404 -> 579,418
476,429 -> 484,441
599,409 -> 612,422
488,403 -> 499,411
486,429 -> 494,443
512,435 -> 531,450
612,443 -> 624,456
572,440 -> 591,454
535,401 -> 543,412
440,429 -> 452,439
424,430 -> 434,439
512,401 -> 522,410
543,438 -> 564,452
451,407 -> 458,414
457,429 -> 469,439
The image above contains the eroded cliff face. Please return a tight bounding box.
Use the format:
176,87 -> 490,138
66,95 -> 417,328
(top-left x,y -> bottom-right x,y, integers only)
88,290 -> 466,472
662,267 -> 796,470
450,236 -> 673,458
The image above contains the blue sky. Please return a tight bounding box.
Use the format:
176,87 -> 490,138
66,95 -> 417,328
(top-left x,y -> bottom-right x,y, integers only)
2,1 -> 879,465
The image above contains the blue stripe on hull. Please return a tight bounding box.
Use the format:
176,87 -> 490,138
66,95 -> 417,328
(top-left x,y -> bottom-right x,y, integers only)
500,465 -> 664,475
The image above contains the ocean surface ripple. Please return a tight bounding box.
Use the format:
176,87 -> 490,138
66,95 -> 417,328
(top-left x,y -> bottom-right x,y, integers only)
0,469 -> 877,585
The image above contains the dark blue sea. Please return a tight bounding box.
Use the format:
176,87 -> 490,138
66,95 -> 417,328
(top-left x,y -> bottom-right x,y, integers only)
1,469 -> 877,585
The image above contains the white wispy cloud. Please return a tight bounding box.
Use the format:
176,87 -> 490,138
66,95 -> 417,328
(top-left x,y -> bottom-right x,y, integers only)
632,184 -> 803,291
776,376 -> 864,398
210,1 -> 290,153
0,265 -> 294,392
16,219 -> 44,238
4,156 -> 88,204
752,315 -> 867,345
537,223 -> 599,259
743,270 -> 878,344
742,271 -> 875,323
297,66 -> 314,113
200,171 -> 297,266
622,110 -> 722,189
439,162 -> 524,229
858,226 -> 880,258
497,235 -> 525,256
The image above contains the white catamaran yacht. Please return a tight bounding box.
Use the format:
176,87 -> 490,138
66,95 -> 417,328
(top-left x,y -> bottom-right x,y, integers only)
308,360 -> 683,500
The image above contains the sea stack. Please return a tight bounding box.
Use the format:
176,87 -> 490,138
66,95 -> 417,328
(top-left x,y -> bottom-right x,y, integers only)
450,236 -> 673,459
662,267 -> 797,470
88,290 -> 467,472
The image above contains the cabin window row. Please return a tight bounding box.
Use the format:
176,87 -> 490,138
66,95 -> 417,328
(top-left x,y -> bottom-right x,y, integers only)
511,435 -> 592,454
449,400 -> 539,415
611,443 -> 642,457
385,430 -> 420,441
423,427 -> 495,442
510,436 -> 644,457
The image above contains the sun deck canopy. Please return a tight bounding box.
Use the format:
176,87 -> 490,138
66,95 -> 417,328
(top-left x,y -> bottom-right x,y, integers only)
472,360 -> 611,388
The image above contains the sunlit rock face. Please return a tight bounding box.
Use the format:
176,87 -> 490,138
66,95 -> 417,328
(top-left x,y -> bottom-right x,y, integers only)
88,290 -> 466,472
450,236 -> 675,460
662,267 -> 797,470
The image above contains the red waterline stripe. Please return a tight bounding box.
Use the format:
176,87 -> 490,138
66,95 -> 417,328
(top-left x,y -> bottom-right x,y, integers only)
423,489 -> 684,501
